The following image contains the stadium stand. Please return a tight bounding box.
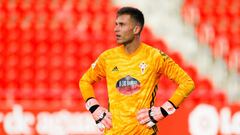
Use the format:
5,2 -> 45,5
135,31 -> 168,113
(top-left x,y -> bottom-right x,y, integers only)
0,0 -> 232,107
182,0 -> 240,73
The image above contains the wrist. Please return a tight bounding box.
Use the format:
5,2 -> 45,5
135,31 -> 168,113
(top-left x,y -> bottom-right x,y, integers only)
160,101 -> 177,117
85,98 -> 100,113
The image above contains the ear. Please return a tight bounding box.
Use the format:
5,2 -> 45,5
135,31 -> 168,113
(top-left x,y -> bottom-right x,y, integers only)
133,26 -> 136,32
133,26 -> 141,34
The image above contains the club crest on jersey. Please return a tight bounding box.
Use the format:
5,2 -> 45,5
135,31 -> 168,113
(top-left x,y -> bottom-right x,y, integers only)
139,62 -> 147,74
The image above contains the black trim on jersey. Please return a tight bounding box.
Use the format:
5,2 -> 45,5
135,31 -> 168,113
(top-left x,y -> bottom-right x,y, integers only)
150,85 -> 158,107
152,125 -> 158,135
159,50 -> 169,61
168,100 -> 178,109
150,85 -> 158,134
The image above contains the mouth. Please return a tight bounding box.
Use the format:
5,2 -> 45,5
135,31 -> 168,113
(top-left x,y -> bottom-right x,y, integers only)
116,34 -> 121,39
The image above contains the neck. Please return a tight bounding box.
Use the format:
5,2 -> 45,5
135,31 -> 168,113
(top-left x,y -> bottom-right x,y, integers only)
123,37 -> 141,54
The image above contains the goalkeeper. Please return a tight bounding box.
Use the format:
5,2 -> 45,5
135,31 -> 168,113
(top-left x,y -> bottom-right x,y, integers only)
79,6 -> 195,135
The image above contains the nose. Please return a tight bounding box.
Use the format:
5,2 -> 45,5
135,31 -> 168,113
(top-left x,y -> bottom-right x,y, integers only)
114,25 -> 119,33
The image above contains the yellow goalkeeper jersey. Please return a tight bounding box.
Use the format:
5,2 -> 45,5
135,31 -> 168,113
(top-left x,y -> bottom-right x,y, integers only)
80,43 -> 194,135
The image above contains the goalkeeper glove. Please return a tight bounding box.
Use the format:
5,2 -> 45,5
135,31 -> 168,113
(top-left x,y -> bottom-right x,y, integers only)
85,97 -> 112,131
136,101 -> 176,127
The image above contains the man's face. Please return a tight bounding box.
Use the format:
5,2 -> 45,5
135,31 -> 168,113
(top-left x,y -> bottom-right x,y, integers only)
114,14 -> 136,45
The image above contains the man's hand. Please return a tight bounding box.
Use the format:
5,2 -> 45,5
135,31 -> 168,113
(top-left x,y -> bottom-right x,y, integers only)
137,106 -> 164,127
86,98 -> 112,131
136,101 -> 176,127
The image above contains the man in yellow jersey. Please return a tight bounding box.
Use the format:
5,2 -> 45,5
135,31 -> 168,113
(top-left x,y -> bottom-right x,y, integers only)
79,7 -> 195,135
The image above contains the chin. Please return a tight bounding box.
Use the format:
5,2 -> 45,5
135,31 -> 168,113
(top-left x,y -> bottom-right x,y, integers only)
116,40 -> 123,45
116,39 -> 130,45
116,43 -> 122,46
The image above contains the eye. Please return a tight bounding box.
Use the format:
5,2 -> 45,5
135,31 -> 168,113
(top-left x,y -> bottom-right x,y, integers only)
115,22 -> 124,27
119,23 -> 124,26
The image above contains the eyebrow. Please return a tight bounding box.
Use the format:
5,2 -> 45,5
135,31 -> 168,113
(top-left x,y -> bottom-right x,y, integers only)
115,21 -> 125,25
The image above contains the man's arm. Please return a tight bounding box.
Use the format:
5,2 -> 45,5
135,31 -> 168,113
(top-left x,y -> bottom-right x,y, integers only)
79,69 -> 98,101
137,51 -> 195,127
159,52 -> 195,107
79,57 -> 106,101
79,56 -> 112,131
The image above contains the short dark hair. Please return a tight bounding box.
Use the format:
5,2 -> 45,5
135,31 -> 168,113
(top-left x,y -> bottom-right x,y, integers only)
117,7 -> 144,32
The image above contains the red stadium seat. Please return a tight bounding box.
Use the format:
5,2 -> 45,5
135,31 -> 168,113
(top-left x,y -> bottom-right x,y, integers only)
196,78 -> 214,91
214,15 -> 230,36
215,4 -> 227,17
169,51 -> 184,67
94,82 -> 108,99
152,39 -> 169,53
211,90 -> 227,105
34,81 -> 49,99
196,21 -> 216,44
181,1 -> 200,25
211,34 -> 230,59
227,46 -> 240,72
184,65 -> 199,83
74,0 -> 89,13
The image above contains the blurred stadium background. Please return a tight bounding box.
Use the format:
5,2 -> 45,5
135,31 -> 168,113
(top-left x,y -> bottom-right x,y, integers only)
0,0 -> 239,134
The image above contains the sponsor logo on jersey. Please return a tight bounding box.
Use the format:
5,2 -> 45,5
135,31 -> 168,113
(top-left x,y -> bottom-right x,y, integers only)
112,66 -> 119,71
116,75 -> 140,95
